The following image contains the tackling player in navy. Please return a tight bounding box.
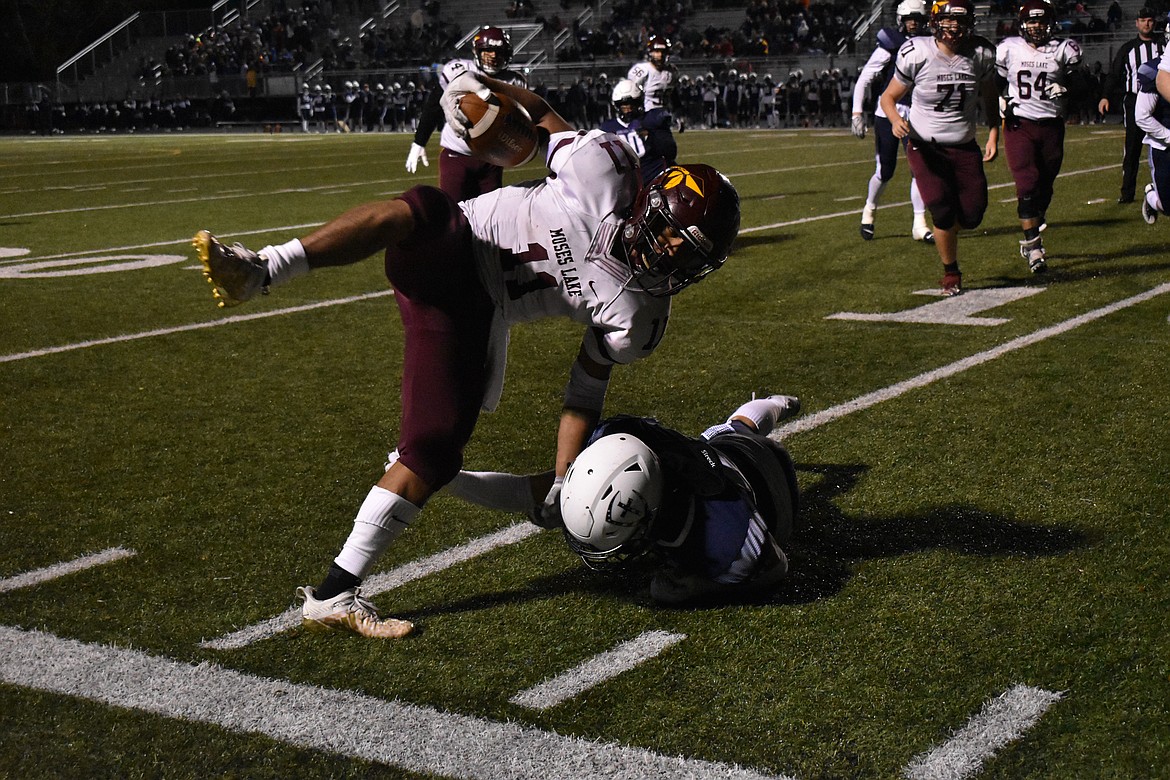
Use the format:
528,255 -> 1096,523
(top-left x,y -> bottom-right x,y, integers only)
444,394 -> 801,605
599,79 -> 678,185
851,0 -> 934,244
1135,54 -> 1170,223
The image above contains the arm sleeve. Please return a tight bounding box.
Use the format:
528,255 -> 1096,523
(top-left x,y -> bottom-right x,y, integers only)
851,48 -> 890,113
1136,91 -> 1170,144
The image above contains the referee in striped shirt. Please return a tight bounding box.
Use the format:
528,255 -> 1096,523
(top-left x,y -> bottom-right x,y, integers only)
1099,7 -> 1166,203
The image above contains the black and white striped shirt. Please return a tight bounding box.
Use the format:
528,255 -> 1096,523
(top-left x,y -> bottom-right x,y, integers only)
1105,35 -> 1165,99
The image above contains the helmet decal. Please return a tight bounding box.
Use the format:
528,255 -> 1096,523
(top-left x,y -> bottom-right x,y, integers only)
662,168 -> 705,198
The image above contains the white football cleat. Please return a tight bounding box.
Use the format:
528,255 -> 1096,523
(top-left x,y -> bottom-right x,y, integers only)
297,586 -> 414,639
912,225 -> 935,243
1019,236 -> 1046,273
860,205 -> 876,241
1142,183 -> 1158,225
193,230 -> 268,308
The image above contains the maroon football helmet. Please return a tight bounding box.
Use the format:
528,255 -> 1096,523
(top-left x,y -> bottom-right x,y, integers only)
472,25 -> 513,74
1018,0 -> 1056,45
930,0 -> 976,46
646,35 -> 671,65
621,165 -> 740,296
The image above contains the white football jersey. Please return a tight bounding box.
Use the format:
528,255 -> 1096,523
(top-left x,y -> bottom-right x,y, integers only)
996,35 -> 1083,121
627,61 -> 674,110
1136,91 -> 1170,149
894,35 -> 997,144
461,129 -> 670,384
438,58 -> 527,154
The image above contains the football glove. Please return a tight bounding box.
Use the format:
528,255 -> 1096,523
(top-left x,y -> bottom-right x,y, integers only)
850,113 -> 867,139
1041,82 -> 1068,100
405,143 -> 429,173
529,476 -> 564,530
441,71 -> 494,138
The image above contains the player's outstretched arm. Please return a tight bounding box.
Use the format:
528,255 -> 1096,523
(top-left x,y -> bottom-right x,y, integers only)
447,71 -> 573,135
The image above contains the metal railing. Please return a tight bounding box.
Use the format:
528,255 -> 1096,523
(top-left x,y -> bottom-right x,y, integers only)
57,13 -> 141,85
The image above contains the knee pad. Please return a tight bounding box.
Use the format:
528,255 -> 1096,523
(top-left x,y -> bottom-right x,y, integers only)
1016,194 -> 1041,221
958,208 -> 985,231
931,207 -> 958,231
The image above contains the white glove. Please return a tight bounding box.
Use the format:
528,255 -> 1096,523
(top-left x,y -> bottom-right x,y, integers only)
441,71 -> 494,138
529,476 -> 564,529
850,113 -> 867,139
1041,82 -> 1068,100
405,143 -> 428,173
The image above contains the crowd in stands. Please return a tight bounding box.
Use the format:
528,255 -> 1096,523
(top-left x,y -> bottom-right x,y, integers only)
18,0 -> 1143,134
135,0 -> 871,87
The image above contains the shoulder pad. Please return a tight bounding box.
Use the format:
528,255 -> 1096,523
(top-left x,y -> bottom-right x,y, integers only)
877,27 -> 906,52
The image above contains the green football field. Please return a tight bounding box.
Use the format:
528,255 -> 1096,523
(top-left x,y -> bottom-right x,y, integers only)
1,125 -> 1167,779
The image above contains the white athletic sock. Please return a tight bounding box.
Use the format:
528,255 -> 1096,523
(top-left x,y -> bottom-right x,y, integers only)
727,395 -> 800,436
443,471 -> 534,514
910,178 -> 926,217
333,486 -> 421,579
258,238 -> 310,287
865,173 -> 887,212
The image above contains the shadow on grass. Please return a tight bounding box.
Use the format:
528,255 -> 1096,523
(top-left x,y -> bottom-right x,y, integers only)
772,462 -> 1090,607
732,233 -> 797,250
408,461 -> 1089,619
978,242 -> 1170,289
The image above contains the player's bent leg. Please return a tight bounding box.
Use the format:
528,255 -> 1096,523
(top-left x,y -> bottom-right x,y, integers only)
725,394 -> 801,435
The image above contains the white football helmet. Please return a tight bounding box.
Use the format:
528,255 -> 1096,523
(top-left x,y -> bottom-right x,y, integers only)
560,434 -> 663,569
611,79 -> 644,118
897,0 -> 928,33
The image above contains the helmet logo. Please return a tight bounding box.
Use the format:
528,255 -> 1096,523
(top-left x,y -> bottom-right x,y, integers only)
685,226 -> 714,254
663,168 -> 705,197
609,492 -> 650,525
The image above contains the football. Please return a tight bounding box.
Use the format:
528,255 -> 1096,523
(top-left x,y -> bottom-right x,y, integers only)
459,91 -> 540,168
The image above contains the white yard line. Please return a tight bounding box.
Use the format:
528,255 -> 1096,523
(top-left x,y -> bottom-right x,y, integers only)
201,523 -> 542,650
0,625 -> 787,780
0,548 -> 136,593
0,291 -> 393,364
510,630 -> 687,710
740,164 -> 1117,233
773,281 -> 1170,439
903,686 -> 1064,780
